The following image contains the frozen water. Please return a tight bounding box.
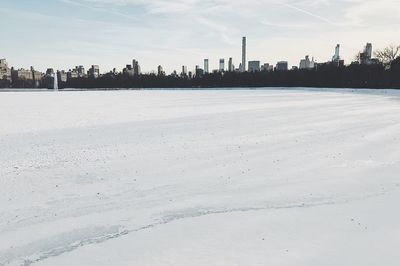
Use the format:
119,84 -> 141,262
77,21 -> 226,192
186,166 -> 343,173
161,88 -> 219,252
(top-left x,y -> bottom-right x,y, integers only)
0,89 -> 400,265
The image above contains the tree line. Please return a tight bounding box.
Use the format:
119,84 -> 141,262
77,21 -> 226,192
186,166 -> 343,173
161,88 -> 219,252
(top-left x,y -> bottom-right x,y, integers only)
62,58 -> 400,89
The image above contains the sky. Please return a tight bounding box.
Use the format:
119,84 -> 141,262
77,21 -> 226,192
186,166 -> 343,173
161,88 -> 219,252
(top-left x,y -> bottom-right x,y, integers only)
1,0 -> 400,73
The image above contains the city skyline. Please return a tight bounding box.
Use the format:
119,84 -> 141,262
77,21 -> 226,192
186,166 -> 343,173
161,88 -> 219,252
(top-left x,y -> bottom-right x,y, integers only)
0,40 -> 384,76
1,0 -> 400,73
0,40 -> 390,80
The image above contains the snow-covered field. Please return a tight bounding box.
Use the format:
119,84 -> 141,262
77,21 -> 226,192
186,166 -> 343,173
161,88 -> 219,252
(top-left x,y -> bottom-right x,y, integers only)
1,89 -> 400,266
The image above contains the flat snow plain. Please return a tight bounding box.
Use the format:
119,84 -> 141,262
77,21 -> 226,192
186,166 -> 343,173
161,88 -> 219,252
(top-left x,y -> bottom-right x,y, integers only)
1,89 -> 400,266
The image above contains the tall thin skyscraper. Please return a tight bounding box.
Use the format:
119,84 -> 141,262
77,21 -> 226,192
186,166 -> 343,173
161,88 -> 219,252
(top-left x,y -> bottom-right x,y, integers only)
365,43 -> 372,59
204,59 -> 209,74
242,37 -> 246,72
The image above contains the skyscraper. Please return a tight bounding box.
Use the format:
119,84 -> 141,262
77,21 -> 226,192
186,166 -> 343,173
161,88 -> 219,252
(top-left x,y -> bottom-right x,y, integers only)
181,65 -> 188,77
195,65 -> 204,77
332,44 -> 341,62
276,61 -> 288,71
74,65 -> 85,77
88,65 -> 100,78
204,59 -> 209,74
261,63 -> 273,72
157,65 -> 164,76
132,59 -> 141,75
359,43 -> 376,65
123,64 -> 134,76
219,59 -> 225,72
228,57 -> 234,72
248,61 -> 260,72
365,43 -> 372,59
299,56 -> 315,69
242,37 -> 246,72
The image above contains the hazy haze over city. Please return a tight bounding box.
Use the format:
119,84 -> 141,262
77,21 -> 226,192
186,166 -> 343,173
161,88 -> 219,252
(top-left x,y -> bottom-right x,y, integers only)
1,0 -> 399,73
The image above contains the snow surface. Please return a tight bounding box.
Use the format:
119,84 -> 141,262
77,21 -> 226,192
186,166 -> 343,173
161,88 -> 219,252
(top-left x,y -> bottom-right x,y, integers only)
1,89 -> 400,266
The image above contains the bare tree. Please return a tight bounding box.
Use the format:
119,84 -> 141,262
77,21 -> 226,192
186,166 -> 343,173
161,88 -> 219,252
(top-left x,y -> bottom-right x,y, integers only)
374,44 -> 400,66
